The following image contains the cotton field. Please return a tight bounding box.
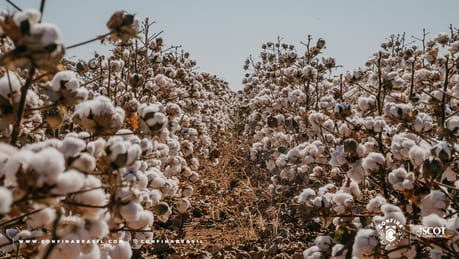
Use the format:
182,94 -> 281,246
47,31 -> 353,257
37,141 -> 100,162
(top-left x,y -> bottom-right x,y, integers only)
0,4 -> 457,259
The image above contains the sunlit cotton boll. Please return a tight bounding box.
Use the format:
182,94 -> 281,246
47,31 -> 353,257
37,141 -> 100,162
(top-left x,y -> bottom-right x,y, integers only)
352,229 -> 378,258
303,246 -> 322,259
51,169 -> 85,195
108,242 -> 132,259
362,152 -> 385,173
414,113 -> 433,133
0,187 -> 13,214
314,235 -> 332,252
4,147 -> 65,188
26,207 -> 56,228
0,71 -> 22,103
388,167 -> 415,191
409,145 -> 428,168
50,71 -> 79,91
366,194 -> 386,213
420,190 -> 449,217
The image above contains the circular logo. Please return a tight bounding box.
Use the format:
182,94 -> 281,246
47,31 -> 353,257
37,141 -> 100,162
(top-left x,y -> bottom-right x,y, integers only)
376,218 -> 405,249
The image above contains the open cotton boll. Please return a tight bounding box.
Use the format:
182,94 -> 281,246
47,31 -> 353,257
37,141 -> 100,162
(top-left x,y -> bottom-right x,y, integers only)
362,152 -> 385,173
366,195 -> 386,213
88,219 -> 109,239
331,243 -> 347,259
50,71 -> 79,92
119,201 -> 142,222
303,246 -> 322,259
388,167 -> 415,191
30,23 -> 61,46
332,191 -> 354,214
381,204 -> 406,225
297,188 -> 316,203
329,146 -> 347,167
352,229 -> 378,258
52,169 -> 85,195
87,138 -> 106,158
409,145 -> 428,168
0,187 -> 13,214
73,175 -> 106,219
420,190 -> 449,217
108,242 -> 132,259
0,71 -> 22,103
26,207 -> 56,228
347,161 -> 365,183
391,134 -> 417,161
414,113 -> 433,133
61,136 -> 86,158
13,9 -> 41,26
314,235 -> 332,252
422,213 -> 447,228
48,233 -> 82,259
70,152 -> 96,173
126,210 -> 154,230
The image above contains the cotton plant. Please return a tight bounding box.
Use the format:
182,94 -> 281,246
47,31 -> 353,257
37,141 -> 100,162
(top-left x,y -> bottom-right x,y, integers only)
240,30 -> 458,258
0,6 -> 236,259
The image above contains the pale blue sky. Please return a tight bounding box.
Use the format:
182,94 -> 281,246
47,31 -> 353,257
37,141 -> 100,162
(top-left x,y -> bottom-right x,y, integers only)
1,0 -> 458,90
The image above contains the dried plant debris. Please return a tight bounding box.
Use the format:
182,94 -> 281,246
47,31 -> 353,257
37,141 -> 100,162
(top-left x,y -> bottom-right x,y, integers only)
0,4 -> 457,259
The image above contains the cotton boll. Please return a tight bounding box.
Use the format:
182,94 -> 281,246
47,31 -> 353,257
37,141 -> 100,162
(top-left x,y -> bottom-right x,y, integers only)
309,112 -> 327,126
331,243 -> 347,259
409,145 -> 428,168
362,152 -> 385,173
88,219 -> 109,239
366,195 -> 386,213
87,138 -> 106,158
431,142 -> 453,161
303,246 -> 322,259
420,190 -> 449,217
50,71 -> 79,92
26,207 -> 56,228
126,144 -> 141,165
119,201 -> 142,222
381,204 -> 406,225
391,134 -> 416,161
347,161 -> 365,183
13,9 -> 41,26
388,167 -> 415,191
108,242 -> 132,259
414,113 -> 433,133
126,210 -> 154,230
314,235 -> 332,252
70,153 -> 96,173
298,188 -> 316,204
332,191 -> 354,214
0,187 -> 12,214
329,146 -> 347,167
0,71 -> 22,103
52,169 -> 85,195
352,229 -> 378,258
422,213 -> 447,228
73,176 -> 106,219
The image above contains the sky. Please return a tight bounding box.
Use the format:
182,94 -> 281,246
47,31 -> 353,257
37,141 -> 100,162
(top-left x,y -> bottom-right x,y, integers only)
1,0 -> 458,90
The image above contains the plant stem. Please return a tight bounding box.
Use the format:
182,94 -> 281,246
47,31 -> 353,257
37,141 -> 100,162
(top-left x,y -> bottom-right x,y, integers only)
10,66 -> 36,146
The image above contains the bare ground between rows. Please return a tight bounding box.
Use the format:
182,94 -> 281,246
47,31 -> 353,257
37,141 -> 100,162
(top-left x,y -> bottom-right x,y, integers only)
140,132 -> 320,259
